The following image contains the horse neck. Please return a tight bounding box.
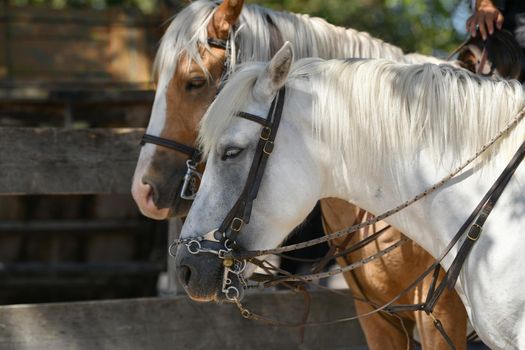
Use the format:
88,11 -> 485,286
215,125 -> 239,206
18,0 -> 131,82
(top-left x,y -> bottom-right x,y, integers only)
304,65 -> 525,266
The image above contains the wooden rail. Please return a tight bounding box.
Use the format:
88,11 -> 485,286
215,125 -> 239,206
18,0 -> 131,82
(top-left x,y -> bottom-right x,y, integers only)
0,290 -> 367,350
0,127 -> 143,194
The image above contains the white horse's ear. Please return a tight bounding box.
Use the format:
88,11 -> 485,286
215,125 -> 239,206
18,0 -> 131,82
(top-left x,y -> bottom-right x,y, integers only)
208,0 -> 244,40
254,42 -> 294,101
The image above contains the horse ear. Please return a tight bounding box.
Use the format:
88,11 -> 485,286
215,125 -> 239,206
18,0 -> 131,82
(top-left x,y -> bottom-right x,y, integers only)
208,0 -> 244,40
254,42 -> 294,100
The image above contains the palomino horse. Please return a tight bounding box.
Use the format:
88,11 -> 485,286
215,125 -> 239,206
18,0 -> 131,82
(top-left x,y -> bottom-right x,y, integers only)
178,43 -> 525,349
131,1 -> 502,348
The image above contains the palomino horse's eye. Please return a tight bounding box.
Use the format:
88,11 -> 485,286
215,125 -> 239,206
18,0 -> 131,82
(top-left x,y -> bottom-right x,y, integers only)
186,77 -> 206,91
221,147 -> 243,161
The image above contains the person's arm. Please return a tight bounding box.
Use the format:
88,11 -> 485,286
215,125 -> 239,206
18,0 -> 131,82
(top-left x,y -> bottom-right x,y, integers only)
466,0 -> 504,40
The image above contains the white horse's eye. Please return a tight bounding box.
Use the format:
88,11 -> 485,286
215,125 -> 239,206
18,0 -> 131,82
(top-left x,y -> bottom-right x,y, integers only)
221,147 -> 243,161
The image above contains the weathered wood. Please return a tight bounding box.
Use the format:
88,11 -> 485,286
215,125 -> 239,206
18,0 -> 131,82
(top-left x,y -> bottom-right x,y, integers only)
1,7 -> 160,84
167,218 -> 184,295
0,87 -> 154,103
0,291 -> 367,350
0,127 -> 143,194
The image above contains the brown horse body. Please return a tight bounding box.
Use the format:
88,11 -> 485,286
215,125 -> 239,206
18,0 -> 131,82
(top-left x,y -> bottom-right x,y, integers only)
321,198 -> 467,350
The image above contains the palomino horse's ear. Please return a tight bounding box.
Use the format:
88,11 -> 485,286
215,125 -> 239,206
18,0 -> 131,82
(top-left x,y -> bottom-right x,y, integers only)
254,42 -> 294,101
207,0 -> 244,40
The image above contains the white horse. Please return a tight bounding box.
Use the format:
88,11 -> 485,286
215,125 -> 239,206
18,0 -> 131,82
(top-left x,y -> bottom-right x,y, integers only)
177,43 -> 525,349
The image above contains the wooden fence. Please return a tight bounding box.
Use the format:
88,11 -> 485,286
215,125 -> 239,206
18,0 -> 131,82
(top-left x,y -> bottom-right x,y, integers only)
0,6 -> 160,85
0,5 -> 167,303
0,290 -> 367,350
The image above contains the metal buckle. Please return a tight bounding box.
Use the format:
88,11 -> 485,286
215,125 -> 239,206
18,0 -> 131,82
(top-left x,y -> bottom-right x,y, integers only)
260,127 -> 271,141
467,224 -> 482,241
263,141 -> 274,155
180,160 -> 202,200
231,217 -> 244,231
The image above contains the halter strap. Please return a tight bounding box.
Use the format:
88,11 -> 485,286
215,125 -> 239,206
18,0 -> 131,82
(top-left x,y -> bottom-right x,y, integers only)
140,134 -> 201,162
207,38 -> 228,50
217,87 -> 286,238
140,36 -> 231,161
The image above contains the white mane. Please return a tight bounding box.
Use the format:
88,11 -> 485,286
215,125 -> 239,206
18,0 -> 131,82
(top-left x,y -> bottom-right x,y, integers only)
154,0 -> 410,82
200,58 -> 525,178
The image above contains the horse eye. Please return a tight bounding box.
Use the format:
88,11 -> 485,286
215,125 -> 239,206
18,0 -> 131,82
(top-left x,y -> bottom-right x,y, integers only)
186,77 -> 206,91
221,147 -> 243,161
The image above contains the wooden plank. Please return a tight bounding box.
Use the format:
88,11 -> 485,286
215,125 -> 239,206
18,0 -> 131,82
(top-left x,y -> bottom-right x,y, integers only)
0,7 -> 161,27
1,7 -> 160,84
0,88 -> 154,103
0,127 -> 143,194
11,41 -> 111,81
0,291 -> 367,350
167,218 -> 184,295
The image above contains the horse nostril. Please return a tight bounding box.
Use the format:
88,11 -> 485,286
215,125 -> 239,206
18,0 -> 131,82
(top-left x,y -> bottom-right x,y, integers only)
178,265 -> 192,287
142,179 -> 159,204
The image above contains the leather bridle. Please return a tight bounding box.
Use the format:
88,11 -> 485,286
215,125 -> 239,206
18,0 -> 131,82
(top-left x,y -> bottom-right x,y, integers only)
140,37 -> 230,201
172,87 -> 286,301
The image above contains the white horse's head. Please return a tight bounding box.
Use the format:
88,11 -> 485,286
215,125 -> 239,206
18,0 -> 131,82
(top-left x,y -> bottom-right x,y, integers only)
175,43 -> 326,302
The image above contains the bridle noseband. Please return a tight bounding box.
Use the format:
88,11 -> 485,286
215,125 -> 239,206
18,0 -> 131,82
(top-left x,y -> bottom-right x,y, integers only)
171,87 -> 286,301
140,37 -> 230,201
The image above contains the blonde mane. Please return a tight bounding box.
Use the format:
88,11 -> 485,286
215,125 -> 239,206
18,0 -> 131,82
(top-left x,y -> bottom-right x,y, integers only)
154,0 -> 408,83
200,58 -> 525,178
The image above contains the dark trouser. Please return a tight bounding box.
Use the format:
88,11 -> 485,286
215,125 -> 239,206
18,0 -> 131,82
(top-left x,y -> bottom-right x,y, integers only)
502,1 -> 525,71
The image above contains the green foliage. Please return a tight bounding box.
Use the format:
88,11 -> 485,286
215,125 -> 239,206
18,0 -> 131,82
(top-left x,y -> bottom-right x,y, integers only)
251,0 -> 465,54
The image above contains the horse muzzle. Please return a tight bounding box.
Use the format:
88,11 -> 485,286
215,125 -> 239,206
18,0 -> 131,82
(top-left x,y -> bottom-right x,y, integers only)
173,231 -> 246,302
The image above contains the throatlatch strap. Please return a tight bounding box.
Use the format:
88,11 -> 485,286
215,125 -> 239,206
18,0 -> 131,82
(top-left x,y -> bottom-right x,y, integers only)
207,38 -> 228,50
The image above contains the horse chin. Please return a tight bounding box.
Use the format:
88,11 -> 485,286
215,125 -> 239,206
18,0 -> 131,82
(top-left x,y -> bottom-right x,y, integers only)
186,293 -> 218,303
170,194 -> 192,218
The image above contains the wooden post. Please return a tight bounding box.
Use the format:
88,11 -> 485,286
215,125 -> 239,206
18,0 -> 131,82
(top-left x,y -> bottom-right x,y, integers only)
166,218 -> 184,295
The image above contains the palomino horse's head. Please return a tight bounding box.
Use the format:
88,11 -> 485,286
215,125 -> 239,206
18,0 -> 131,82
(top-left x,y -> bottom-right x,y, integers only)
132,0 -> 244,219
457,29 -> 523,81
175,43 -> 321,301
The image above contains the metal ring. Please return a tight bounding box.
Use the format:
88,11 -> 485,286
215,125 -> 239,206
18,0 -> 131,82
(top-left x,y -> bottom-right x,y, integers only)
224,239 -> 234,250
186,240 -> 202,254
225,286 -> 240,301
168,241 -> 178,257
233,260 -> 247,274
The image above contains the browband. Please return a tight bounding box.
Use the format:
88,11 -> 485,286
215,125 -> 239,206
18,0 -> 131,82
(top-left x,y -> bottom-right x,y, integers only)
236,111 -> 271,127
